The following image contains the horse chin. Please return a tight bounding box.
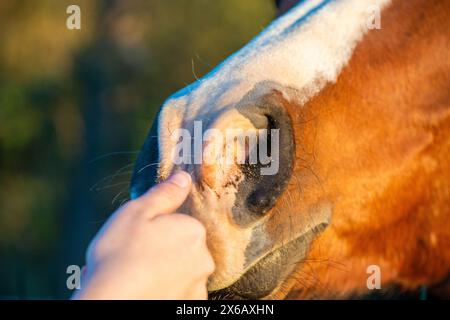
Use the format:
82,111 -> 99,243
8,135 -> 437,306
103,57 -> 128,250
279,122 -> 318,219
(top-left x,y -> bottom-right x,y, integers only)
208,222 -> 328,300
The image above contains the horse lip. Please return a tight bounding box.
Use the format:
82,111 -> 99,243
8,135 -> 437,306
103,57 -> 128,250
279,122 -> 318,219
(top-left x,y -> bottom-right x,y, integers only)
208,222 -> 329,300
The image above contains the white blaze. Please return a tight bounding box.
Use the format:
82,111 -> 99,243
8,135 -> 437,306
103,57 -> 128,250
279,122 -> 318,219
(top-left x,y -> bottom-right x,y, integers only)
155,0 -> 393,290
158,0 -> 391,177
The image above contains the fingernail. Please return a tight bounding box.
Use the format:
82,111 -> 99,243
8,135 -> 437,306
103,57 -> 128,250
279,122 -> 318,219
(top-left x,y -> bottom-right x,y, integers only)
167,171 -> 191,188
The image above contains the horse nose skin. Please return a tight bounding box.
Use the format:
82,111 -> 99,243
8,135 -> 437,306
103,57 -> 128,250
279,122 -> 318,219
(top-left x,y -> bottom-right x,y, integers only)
198,99 -> 295,226
232,99 -> 295,226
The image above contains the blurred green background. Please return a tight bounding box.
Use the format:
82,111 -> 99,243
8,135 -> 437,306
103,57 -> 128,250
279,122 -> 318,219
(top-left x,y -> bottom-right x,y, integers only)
0,0 -> 274,299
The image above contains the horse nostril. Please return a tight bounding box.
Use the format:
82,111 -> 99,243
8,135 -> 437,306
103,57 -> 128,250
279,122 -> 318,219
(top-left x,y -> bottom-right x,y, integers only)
232,100 -> 294,226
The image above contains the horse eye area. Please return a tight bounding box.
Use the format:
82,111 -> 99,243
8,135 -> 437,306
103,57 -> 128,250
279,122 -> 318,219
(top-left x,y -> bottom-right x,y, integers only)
232,101 -> 295,226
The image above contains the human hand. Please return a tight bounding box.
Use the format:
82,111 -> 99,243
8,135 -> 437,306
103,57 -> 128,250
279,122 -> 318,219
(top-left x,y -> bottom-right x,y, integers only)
72,171 -> 215,300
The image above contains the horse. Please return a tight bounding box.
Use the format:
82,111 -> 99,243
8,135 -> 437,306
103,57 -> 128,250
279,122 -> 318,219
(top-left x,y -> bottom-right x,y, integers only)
131,0 -> 450,299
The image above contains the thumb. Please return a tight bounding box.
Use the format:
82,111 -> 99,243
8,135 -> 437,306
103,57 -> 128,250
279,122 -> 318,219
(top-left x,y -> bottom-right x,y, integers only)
136,170 -> 192,218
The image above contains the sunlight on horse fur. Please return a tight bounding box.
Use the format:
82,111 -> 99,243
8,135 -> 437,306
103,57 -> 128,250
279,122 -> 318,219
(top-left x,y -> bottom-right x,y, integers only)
131,0 -> 450,299
156,0 -> 392,293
